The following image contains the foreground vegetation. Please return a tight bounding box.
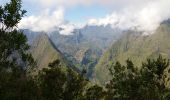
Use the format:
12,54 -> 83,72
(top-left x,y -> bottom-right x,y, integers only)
1,0 -> 170,100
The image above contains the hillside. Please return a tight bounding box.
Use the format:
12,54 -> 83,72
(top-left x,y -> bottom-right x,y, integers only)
94,21 -> 170,85
49,25 -> 122,78
30,33 -> 67,70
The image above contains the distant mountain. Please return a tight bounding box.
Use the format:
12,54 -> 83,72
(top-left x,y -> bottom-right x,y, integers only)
49,25 -> 122,78
21,29 -> 40,45
22,25 -> 122,78
29,33 -> 68,70
94,20 -> 170,85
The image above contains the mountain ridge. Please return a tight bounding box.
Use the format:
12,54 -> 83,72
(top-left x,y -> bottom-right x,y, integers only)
94,20 -> 170,85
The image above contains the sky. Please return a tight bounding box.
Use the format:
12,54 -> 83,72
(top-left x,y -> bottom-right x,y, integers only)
1,0 -> 170,35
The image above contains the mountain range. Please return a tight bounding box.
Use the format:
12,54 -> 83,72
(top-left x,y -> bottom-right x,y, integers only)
22,20 -> 170,84
94,20 -> 170,85
23,25 -> 122,78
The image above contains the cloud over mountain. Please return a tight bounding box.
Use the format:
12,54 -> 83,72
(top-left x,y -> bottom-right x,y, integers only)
19,8 -> 64,32
18,8 -> 76,35
18,0 -> 170,35
87,0 -> 170,34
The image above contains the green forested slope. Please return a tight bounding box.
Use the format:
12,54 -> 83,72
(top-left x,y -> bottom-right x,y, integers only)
94,22 -> 170,84
30,33 -> 67,70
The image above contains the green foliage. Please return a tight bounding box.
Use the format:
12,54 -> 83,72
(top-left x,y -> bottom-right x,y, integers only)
0,72 -> 39,100
37,59 -> 89,100
139,55 -> 170,100
0,0 -> 36,99
38,59 -> 106,100
0,0 -> 26,30
0,0 -> 35,73
64,67 -> 89,100
106,55 -> 170,100
38,60 -> 66,100
84,85 -> 106,100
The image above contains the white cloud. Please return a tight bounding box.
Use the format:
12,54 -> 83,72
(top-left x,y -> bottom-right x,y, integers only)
26,0 -> 161,9
19,8 -> 64,32
19,0 -> 170,35
87,0 -> 170,34
59,24 -> 75,35
26,0 -> 96,8
18,7 -> 76,35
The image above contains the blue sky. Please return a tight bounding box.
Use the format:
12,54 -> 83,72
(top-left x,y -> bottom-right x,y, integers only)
0,0 -> 111,23
1,0 -> 170,35
64,5 -> 111,23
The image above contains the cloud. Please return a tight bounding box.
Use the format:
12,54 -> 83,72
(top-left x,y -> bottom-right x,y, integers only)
18,0 -> 170,35
59,24 -> 75,35
25,0 -> 97,9
26,0 -> 112,8
26,0 -> 160,9
18,7 -> 76,35
19,8 -> 64,32
87,0 -> 170,34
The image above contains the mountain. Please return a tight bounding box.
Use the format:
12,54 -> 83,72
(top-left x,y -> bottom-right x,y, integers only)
22,29 -> 40,45
29,33 -> 68,70
22,25 -> 122,78
49,25 -> 122,78
94,20 -> 170,85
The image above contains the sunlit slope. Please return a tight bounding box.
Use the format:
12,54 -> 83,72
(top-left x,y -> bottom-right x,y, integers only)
30,33 -> 67,70
94,22 -> 170,84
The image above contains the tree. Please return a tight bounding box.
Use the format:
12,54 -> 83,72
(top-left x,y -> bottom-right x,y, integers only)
62,68 -> 88,100
38,60 -> 66,100
105,55 -> 170,100
85,85 -> 106,100
0,0 -> 35,75
140,55 -> 170,100
38,59 -> 89,100
0,0 -> 37,100
106,60 -> 141,100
